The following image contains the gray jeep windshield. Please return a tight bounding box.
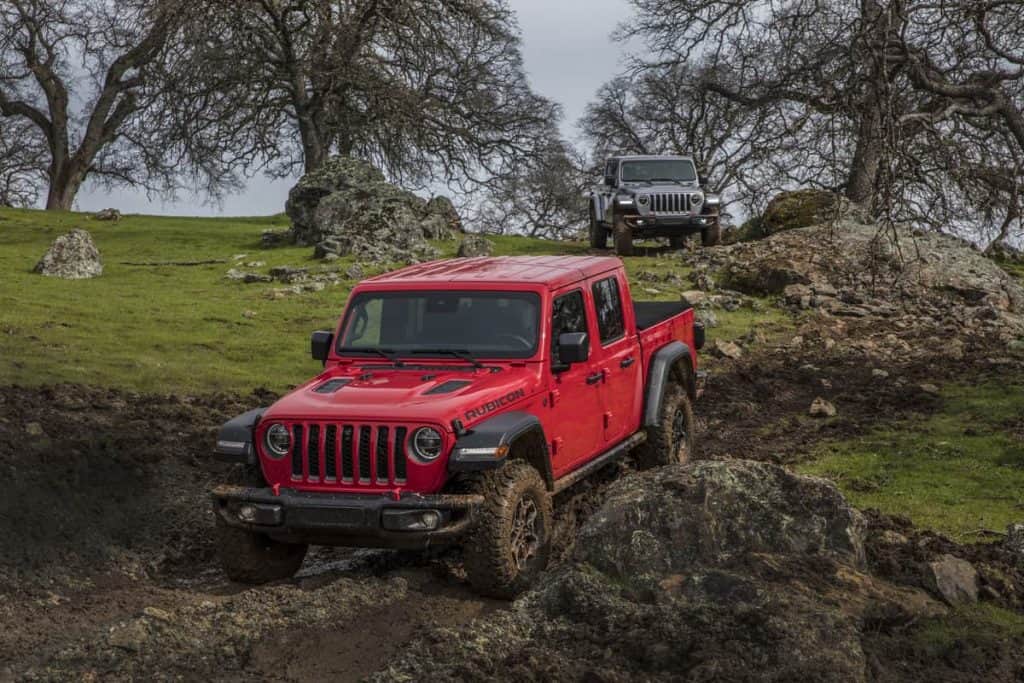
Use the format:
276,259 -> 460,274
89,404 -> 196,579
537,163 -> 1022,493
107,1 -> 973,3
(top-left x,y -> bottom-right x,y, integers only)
621,159 -> 697,183
337,290 -> 540,359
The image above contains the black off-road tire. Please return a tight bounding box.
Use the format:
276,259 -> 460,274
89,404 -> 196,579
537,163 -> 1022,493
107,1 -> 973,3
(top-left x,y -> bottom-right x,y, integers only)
669,234 -> 688,250
613,215 -> 635,256
635,382 -> 696,468
463,460 -> 553,599
215,517 -> 308,584
701,218 -> 722,247
589,210 -> 608,249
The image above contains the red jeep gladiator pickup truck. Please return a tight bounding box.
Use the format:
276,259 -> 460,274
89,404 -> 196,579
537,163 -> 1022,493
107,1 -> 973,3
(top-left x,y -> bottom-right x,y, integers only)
212,256 -> 705,597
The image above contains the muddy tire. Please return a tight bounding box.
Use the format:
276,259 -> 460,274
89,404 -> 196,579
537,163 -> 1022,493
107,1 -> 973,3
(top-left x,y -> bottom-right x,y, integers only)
669,234 -> 687,250
613,215 -> 635,256
463,460 -> 553,599
701,219 -> 721,247
635,382 -> 695,468
589,210 -> 608,249
215,517 -> 308,584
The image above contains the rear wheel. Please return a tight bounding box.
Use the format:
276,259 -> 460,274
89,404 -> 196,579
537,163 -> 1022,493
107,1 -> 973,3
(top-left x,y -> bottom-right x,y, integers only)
589,209 -> 608,249
635,382 -> 695,468
464,460 -> 552,599
701,218 -> 721,247
613,215 -> 635,256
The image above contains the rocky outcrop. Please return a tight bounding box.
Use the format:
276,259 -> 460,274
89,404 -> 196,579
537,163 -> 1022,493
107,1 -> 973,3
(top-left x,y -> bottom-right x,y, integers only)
456,234 -> 494,257
372,460 -> 943,682
93,208 -> 121,222
689,218 -> 1024,360
283,156 -> 460,263
33,229 -> 103,279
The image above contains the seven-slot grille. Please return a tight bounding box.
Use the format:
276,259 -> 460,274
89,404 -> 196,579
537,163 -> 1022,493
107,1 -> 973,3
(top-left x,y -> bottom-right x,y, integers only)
288,423 -> 409,485
649,193 -> 693,214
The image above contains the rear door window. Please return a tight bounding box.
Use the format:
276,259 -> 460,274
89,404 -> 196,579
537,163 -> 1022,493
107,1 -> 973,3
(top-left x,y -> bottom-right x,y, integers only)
591,277 -> 625,344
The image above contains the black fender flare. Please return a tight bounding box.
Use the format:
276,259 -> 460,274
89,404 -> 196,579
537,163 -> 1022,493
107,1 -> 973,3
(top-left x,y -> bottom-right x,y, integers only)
449,411 -> 553,490
214,407 -> 266,465
643,341 -> 695,428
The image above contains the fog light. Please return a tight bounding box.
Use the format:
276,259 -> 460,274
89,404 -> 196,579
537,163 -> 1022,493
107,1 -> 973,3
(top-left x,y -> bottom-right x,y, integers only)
382,509 -> 443,531
238,504 -> 257,523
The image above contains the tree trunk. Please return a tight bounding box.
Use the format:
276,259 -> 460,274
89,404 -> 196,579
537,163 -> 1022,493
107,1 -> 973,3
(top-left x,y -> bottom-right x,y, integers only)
44,161 -> 86,211
845,104 -> 883,207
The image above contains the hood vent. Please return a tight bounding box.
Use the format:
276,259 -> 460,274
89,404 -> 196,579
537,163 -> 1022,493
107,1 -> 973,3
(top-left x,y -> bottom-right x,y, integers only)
423,380 -> 472,395
313,378 -> 352,394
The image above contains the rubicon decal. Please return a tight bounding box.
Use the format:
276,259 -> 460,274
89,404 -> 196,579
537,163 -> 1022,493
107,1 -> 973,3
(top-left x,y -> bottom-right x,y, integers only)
465,389 -> 526,420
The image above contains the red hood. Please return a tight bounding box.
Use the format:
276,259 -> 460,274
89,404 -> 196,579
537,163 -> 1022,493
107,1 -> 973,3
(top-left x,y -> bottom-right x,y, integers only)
263,362 -> 544,429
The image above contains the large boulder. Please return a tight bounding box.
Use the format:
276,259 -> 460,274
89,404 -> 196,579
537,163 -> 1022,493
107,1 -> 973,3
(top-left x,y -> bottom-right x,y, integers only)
33,229 -> 103,279
284,156 -> 460,263
456,234 -> 494,258
371,460 -> 943,683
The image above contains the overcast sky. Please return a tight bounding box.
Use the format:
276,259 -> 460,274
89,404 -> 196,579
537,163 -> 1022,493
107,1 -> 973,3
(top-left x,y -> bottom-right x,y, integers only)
74,0 -> 635,217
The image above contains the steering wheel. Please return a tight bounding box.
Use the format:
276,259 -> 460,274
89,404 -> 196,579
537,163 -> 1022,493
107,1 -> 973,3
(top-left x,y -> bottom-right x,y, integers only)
494,333 -> 532,349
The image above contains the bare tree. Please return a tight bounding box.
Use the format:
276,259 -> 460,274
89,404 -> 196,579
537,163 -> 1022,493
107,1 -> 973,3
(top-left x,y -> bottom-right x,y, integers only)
0,116 -> 45,206
0,0 -> 252,211
471,133 -> 588,239
185,0 -> 558,190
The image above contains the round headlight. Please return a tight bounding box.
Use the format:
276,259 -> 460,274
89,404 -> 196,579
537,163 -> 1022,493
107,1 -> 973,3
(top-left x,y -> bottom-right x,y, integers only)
411,427 -> 443,461
637,194 -> 649,205
265,423 -> 291,458
691,192 -> 704,207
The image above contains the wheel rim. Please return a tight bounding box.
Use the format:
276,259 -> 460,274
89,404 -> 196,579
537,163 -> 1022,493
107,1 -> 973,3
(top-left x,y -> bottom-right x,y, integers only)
671,407 -> 689,461
510,496 -> 540,572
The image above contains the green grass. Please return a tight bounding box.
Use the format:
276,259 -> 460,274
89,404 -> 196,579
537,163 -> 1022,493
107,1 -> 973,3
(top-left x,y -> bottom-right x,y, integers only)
912,603 -> 1024,654
799,381 -> 1024,542
0,207 -> 787,394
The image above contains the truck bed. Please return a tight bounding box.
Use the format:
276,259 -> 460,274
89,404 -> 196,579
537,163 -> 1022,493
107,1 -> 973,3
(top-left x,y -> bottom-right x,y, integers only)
633,301 -> 692,331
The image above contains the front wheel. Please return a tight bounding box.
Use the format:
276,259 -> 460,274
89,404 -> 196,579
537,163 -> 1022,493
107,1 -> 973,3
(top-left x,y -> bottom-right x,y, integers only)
670,234 -> 688,250
635,382 -> 695,468
215,517 -> 308,584
589,209 -> 608,249
701,218 -> 721,247
613,215 -> 635,256
464,460 -> 553,599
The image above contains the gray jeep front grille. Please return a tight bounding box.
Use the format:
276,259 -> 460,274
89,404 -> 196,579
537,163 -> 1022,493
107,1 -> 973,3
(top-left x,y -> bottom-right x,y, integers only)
650,193 -> 692,214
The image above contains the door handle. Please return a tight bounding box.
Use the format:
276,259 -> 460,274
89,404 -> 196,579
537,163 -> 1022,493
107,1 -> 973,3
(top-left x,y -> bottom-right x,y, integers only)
586,372 -> 603,385
620,356 -> 635,368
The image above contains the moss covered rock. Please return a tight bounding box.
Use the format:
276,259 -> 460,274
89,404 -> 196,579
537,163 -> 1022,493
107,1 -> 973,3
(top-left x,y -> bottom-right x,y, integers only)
761,189 -> 845,235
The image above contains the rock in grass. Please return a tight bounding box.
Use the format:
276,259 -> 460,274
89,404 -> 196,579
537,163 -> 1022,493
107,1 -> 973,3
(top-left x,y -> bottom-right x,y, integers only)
93,207 -> 121,221
925,554 -> 979,605
809,397 -> 837,418
456,234 -> 494,258
712,338 -> 743,359
1005,523 -> 1024,556
33,229 -> 103,279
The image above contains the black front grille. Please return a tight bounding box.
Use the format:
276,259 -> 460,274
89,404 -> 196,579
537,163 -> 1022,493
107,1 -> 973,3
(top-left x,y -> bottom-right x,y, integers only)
288,421 -> 412,486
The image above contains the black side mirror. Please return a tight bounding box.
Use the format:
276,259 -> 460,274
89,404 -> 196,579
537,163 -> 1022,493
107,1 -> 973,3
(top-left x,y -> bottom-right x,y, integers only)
557,332 -> 590,366
604,175 -> 615,187
311,330 -> 334,364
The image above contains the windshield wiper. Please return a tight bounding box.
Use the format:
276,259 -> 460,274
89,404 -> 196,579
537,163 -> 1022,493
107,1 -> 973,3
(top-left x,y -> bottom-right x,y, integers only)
336,346 -> 405,367
648,177 -> 686,182
410,348 -> 484,369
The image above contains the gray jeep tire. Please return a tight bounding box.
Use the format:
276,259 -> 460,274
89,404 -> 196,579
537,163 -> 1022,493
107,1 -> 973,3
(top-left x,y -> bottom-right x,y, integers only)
589,209 -> 607,249
701,218 -> 722,247
613,215 -> 635,256
215,518 -> 308,584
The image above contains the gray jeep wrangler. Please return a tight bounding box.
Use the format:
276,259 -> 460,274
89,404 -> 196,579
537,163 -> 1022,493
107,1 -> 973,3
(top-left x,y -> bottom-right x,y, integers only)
587,155 -> 722,255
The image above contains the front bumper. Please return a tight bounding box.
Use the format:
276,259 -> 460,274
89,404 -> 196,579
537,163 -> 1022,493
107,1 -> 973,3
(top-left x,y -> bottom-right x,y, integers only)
625,213 -> 717,232
212,484 -> 482,549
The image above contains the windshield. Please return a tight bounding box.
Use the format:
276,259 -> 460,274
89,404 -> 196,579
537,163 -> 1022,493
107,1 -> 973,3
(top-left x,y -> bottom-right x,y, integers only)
620,159 -> 697,183
337,290 -> 541,359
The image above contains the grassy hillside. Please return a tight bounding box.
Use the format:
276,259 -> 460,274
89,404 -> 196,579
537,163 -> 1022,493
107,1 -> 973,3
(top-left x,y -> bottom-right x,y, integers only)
0,207 -> 775,394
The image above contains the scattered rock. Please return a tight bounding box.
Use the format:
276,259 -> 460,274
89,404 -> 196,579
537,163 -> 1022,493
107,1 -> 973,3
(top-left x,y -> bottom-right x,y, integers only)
681,290 -> 706,306
872,369 -> 890,379
712,339 -> 743,359
33,229 -> 104,280
919,383 -> 941,396
809,397 -> 837,418
261,229 -> 292,248
24,422 -> 44,436
1005,523 -> 1024,556
107,619 -> 149,651
225,269 -> 272,284
241,311 -> 257,319
93,208 -> 122,222
700,310 -> 719,328
345,263 -> 365,280
456,234 -> 494,258
924,554 -> 979,605
268,266 -> 308,284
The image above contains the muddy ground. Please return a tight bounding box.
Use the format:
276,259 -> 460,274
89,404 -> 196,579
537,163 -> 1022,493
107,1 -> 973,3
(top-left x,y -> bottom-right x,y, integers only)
1,345 -> 1022,681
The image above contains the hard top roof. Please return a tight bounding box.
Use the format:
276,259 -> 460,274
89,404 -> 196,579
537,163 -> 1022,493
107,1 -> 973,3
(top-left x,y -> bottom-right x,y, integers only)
609,154 -> 694,162
362,255 -> 622,290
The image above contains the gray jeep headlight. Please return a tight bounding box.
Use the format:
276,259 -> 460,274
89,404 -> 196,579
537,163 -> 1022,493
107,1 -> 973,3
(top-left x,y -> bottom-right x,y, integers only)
691,192 -> 704,208
411,427 -> 443,461
637,195 -> 649,206
265,423 -> 291,458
